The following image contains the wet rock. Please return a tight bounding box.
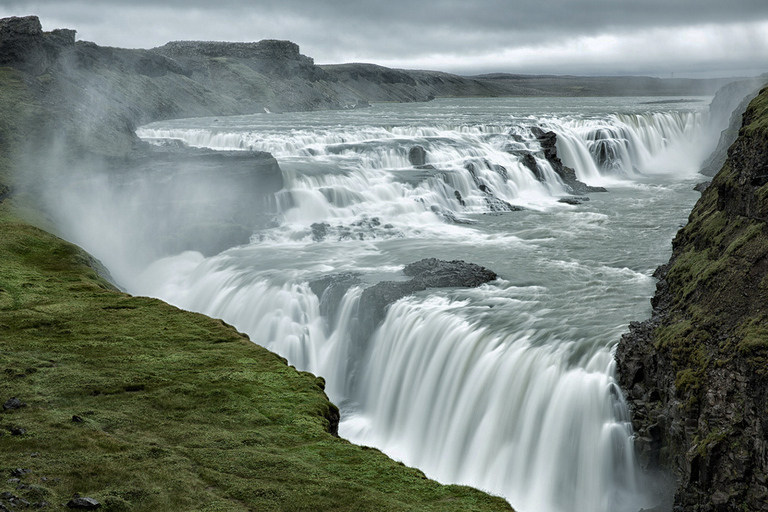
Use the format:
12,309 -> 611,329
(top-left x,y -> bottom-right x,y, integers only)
310,222 -> 330,242
403,258 -> 498,288
532,127 -> 607,195
693,181 -> 711,193
520,152 -> 544,181
3,397 -> 27,411
484,197 -> 523,212
66,497 -> 101,509
308,273 -> 363,327
454,190 -> 466,206
408,145 -> 427,166
558,198 -> 581,205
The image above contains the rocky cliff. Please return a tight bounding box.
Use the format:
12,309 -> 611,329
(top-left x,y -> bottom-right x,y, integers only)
701,77 -> 768,177
617,85 -> 768,511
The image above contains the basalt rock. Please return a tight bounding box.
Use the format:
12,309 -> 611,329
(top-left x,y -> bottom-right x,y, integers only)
531,127 -> 607,195
409,145 -> 427,166
701,77 -> 768,177
354,259 -> 497,345
616,86 -> 768,511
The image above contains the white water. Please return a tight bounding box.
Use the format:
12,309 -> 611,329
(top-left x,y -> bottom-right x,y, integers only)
76,97 -> 715,512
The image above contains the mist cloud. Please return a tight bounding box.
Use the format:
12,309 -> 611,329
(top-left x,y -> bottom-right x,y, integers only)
2,0 -> 767,77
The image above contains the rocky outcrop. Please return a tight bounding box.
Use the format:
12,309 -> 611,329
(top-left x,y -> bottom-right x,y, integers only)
309,259 -> 497,347
531,127 -> 607,194
701,77 -> 767,177
617,86 -> 768,511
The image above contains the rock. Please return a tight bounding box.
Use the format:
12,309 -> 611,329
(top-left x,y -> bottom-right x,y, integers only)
484,196 -> 523,212
454,190 -> 466,206
408,146 -> 427,167
310,222 -> 330,242
693,181 -> 711,193
71,415 -> 84,423
10,427 -> 26,436
10,468 -> 31,477
558,198 -> 581,205
531,128 -> 608,194
308,273 -> 363,327
66,497 -> 101,509
3,397 -> 26,410
520,152 -> 544,181
403,258 -> 497,288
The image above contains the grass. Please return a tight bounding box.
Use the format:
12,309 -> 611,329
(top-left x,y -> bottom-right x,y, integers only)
0,67 -> 513,511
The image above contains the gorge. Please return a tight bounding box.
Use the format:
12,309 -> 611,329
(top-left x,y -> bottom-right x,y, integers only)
1,15 -> 767,512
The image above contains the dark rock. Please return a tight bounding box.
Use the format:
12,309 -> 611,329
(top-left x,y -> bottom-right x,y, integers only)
66,497 -> 101,509
484,196 -> 523,212
308,273 -> 362,327
71,415 -> 84,423
430,204 -> 475,224
0,16 -> 52,75
3,397 -> 26,411
408,146 -> 427,167
693,181 -> 711,193
701,78 -> 767,177
520,152 -> 544,181
355,258 -> 497,343
10,468 -> 31,477
558,198 -> 581,205
403,258 -> 497,288
454,190 -> 466,206
10,427 -> 26,436
310,222 -> 330,242
532,128 -> 608,194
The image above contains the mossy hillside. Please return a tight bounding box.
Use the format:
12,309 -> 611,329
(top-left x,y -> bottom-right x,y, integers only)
0,69 -> 512,511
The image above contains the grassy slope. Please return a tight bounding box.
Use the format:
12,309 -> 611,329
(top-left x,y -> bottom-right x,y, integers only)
0,67 -> 513,511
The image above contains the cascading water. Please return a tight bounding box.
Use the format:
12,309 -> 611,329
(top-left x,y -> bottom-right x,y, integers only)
95,97 -> 713,512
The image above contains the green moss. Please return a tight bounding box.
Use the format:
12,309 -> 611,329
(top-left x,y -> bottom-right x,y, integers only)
741,86 -> 768,137
693,428 -> 730,459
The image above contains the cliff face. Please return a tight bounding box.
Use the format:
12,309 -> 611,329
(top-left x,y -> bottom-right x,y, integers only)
617,86 -> 768,511
701,77 -> 767,177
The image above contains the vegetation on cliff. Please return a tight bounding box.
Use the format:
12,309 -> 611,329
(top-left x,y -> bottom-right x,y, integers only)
617,85 -> 768,511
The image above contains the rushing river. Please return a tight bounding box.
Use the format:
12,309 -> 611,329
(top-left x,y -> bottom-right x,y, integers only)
101,97 -> 712,511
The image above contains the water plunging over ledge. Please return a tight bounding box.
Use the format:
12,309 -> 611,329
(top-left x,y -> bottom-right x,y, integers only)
62,97 -> 713,512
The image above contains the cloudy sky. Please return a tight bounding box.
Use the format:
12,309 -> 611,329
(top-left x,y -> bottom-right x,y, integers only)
2,0 -> 768,77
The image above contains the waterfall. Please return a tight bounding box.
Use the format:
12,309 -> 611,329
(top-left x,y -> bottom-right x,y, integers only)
121,99 -> 711,512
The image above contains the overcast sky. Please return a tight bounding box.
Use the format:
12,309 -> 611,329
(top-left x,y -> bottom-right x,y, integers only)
2,0 -> 768,78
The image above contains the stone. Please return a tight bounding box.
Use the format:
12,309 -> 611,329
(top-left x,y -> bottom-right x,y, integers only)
66,497 -> 101,509
408,146 -> 427,167
3,397 -> 26,411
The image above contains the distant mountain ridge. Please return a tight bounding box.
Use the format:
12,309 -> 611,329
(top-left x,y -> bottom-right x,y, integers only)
0,15 -> 751,160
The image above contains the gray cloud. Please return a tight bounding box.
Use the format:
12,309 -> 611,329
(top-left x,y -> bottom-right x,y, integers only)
2,0 -> 767,77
